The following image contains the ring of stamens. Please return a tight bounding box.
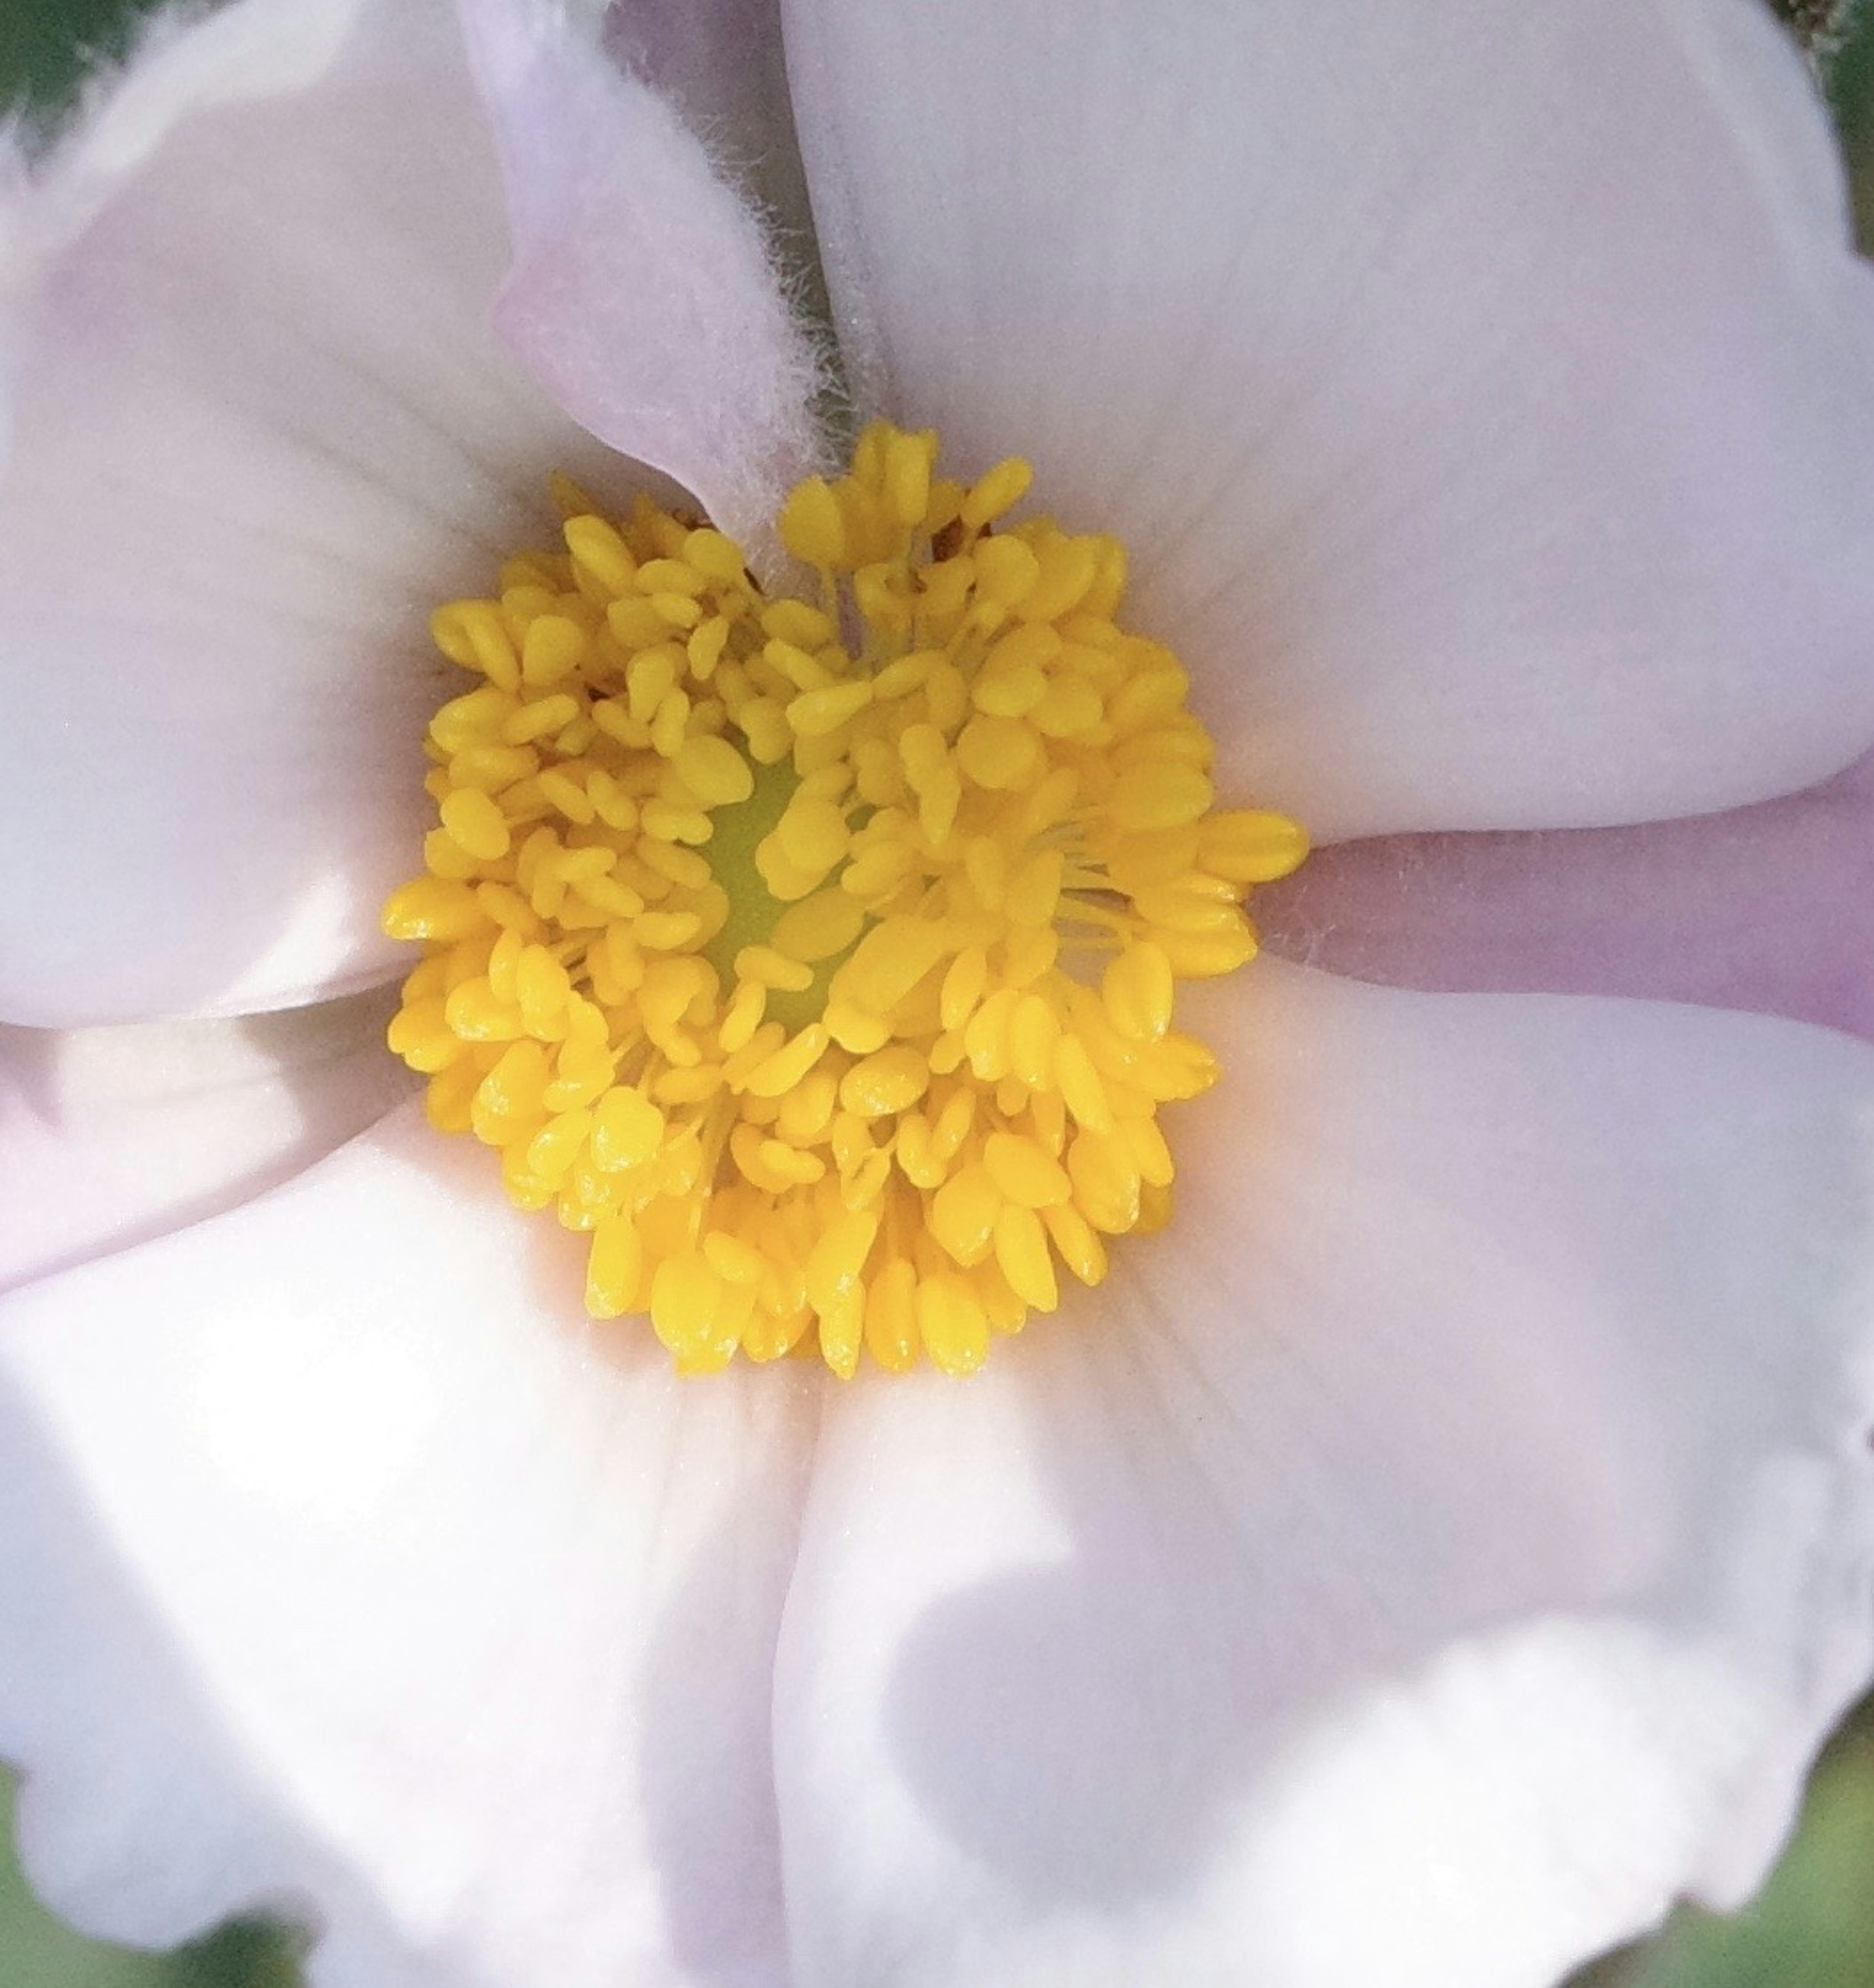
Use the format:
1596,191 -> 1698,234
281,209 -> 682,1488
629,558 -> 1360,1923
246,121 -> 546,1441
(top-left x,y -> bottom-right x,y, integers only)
383,423 -> 1306,1376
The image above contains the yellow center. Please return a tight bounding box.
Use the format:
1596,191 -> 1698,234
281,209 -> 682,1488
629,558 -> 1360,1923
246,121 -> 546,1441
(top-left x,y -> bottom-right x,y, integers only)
382,424 -> 1306,1376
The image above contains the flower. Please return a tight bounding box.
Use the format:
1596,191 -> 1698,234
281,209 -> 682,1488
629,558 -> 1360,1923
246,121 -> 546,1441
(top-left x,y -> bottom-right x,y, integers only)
2,1 -> 1874,1985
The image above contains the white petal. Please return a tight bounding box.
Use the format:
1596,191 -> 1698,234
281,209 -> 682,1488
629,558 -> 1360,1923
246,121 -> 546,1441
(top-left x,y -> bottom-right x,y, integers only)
773,966 -> 1874,1988
0,1102 -> 820,1987
457,0 -> 828,569
0,0 -> 633,1027
0,990 -> 413,1294
781,0 -> 1874,837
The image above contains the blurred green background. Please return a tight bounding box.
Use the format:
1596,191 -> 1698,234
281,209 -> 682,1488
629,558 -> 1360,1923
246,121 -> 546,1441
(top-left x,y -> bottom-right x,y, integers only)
2,0 -> 1872,1983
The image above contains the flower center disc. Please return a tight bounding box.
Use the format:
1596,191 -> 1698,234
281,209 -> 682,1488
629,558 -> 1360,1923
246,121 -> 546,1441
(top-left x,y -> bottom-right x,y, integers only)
383,424 -> 1306,1377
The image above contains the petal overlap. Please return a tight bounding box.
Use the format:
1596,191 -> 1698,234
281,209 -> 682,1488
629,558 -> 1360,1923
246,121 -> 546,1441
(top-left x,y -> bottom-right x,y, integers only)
0,1104 -> 822,1987
773,967 -> 1874,1988
458,0 -> 829,571
0,990 -> 414,1294
781,0 -> 1874,839
1259,747 -> 1874,1044
0,0 -> 633,1025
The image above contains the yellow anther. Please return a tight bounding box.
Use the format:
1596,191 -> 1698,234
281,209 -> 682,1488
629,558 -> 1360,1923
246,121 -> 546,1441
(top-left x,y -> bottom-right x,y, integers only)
515,944 -> 571,1025
871,651 -> 935,701
564,515 -> 636,593
438,787 -> 511,862
778,476 -> 846,568
971,535 -> 1041,609
432,601 -> 520,689
1103,942 -> 1176,1042
917,1277 -> 988,1376
718,978 -> 768,1054
675,734 -> 755,808
651,1252 -> 726,1356
650,591 -> 702,630
864,1258 -> 921,1371
385,424 -> 1301,1375
972,665 -> 1049,718
382,877 -> 484,943
1055,1035 -> 1114,1133
957,715 -> 1043,791
839,1046 -> 931,1119
1008,991 -> 1061,1089
763,638 -> 834,693
770,890 -> 866,964
744,1025 -> 831,1099
1109,763 -> 1214,831
960,456 -> 1034,531
735,943 -> 815,994
761,599 -> 834,648
429,684 -> 512,752
832,916 -> 950,1017
1018,533 -> 1102,623
788,680 -> 875,738
505,694 -> 581,745
774,796 -> 850,872
931,1163 -> 1001,1268
521,615 -> 587,686
883,427 -> 934,528
940,947 -> 989,1032
635,910 -> 704,951
1198,808 -> 1312,882
585,1216 -> 644,1317
537,769 -> 595,824
683,529 -> 747,588
824,1002 -> 893,1055
637,558 -> 705,599
994,1203 -> 1059,1312
651,689 -> 692,757
806,1209 -> 881,1319
984,1130 -> 1072,1209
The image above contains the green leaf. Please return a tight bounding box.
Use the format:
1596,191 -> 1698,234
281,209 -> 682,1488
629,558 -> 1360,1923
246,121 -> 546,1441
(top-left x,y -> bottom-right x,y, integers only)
1,1772 -> 303,1988
0,0 -> 166,125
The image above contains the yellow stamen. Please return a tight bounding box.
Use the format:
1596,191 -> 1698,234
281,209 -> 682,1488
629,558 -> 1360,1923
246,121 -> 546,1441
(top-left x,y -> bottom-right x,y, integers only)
383,424 -> 1307,1377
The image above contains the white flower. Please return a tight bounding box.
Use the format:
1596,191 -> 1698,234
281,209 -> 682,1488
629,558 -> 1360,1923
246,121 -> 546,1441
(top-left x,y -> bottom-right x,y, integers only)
2,2 -> 1874,1986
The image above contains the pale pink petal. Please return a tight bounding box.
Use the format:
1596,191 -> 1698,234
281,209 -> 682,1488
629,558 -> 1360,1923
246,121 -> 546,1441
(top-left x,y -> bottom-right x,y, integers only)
603,0 -> 823,295
0,0 -> 639,1028
457,0 -> 828,571
1259,747 -> 1874,1043
0,1102 -> 821,1988
0,991 -> 412,1294
774,966 -> 1874,1988
782,0 -> 1874,837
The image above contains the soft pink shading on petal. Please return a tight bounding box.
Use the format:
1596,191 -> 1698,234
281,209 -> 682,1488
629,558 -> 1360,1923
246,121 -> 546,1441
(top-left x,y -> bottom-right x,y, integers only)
782,0 -> 1874,838
0,1100 -> 820,1988
1258,748 -> 1874,1043
604,0 -> 824,294
774,966 -> 1874,1988
458,0 -> 827,572
0,990 -> 414,1295
0,0 -> 642,1029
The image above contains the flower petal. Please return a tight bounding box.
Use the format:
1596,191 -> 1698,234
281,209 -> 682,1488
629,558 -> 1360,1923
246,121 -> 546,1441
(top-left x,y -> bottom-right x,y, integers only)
457,0 -> 828,570
0,1101 -> 819,1986
0,991 -> 413,1296
602,0 -> 826,314
773,966 -> 1874,1988
782,0 -> 1874,836
1259,747 -> 1874,1043
0,0 -> 633,1027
